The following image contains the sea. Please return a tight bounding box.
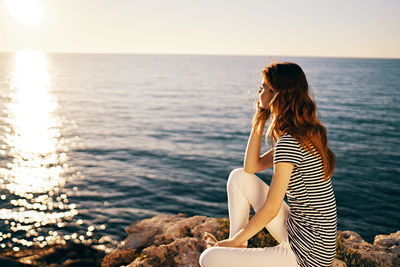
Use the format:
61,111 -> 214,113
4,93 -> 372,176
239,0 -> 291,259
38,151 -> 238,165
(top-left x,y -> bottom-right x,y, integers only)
0,52 -> 399,252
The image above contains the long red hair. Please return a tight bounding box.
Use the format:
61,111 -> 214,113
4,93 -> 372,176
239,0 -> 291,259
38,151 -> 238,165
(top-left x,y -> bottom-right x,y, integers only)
252,62 -> 336,181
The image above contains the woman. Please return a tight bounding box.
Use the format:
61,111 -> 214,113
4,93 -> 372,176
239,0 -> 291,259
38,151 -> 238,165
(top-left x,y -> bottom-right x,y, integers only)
199,62 -> 337,267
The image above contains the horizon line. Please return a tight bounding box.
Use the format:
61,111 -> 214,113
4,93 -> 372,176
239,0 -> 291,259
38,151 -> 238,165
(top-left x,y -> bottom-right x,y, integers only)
0,50 -> 399,60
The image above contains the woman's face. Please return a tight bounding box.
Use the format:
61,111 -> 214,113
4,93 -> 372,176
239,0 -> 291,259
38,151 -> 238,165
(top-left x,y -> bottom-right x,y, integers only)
257,78 -> 275,109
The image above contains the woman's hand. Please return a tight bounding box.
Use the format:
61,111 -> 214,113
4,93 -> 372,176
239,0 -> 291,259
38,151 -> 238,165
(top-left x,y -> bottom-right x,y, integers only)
256,102 -> 266,112
255,102 -> 270,118
214,238 -> 241,248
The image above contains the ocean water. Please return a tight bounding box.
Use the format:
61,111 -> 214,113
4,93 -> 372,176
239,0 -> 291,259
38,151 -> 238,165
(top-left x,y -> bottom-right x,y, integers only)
0,52 -> 399,252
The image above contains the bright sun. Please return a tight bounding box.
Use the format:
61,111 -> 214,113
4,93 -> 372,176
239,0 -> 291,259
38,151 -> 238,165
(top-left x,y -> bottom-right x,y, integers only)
6,0 -> 44,26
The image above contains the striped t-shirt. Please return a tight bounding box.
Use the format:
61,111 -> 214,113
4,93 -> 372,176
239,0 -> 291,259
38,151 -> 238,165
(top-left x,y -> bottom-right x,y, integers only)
273,132 -> 337,267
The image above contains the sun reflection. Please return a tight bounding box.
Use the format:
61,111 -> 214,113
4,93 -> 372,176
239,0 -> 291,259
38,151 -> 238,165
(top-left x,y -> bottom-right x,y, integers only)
0,50 -> 78,250
3,51 -> 64,195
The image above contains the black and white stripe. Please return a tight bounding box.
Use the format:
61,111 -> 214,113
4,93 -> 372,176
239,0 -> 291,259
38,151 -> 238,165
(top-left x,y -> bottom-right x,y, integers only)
273,133 -> 337,267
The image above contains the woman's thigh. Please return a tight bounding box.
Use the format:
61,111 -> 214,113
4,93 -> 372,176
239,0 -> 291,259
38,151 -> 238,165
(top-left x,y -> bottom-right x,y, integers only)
199,242 -> 298,267
227,168 -> 290,243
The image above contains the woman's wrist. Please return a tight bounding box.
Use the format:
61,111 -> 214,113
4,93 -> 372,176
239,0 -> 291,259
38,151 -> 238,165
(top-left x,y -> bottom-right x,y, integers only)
251,104 -> 268,136
231,229 -> 248,247
252,121 -> 266,135
232,236 -> 244,247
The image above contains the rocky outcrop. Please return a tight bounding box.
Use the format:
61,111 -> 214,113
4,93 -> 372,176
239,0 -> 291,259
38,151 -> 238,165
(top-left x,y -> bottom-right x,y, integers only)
101,213 -> 353,267
111,213 -> 226,267
337,230 -> 400,267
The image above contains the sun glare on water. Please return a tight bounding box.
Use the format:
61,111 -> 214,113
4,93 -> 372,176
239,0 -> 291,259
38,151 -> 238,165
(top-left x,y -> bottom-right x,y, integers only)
6,0 -> 44,26
0,51 -> 80,250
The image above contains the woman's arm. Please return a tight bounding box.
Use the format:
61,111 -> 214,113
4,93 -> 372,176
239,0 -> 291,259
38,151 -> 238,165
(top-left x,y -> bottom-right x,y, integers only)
243,120 -> 273,173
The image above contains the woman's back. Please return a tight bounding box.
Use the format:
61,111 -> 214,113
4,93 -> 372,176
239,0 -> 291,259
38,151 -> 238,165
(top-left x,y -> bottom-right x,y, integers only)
274,132 -> 337,267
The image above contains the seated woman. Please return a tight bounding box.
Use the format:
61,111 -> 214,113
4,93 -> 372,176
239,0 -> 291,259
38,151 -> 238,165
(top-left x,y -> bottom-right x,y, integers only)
199,62 -> 337,267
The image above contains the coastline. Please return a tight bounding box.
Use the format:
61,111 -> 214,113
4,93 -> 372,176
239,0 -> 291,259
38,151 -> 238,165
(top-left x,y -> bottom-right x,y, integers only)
1,213 -> 399,267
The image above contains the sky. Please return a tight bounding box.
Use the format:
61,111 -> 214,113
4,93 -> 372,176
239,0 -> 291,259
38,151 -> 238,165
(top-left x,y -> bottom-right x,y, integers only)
0,0 -> 399,58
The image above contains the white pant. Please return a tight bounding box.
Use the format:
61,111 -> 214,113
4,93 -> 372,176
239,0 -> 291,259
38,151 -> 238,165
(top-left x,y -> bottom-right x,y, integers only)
199,168 -> 299,267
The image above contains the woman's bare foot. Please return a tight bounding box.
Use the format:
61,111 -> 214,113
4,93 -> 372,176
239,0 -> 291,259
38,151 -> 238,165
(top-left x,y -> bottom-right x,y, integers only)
202,232 -> 218,248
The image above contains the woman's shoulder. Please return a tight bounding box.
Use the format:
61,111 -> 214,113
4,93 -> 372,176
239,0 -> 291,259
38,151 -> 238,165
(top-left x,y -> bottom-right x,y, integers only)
278,132 -> 300,144
273,132 -> 304,166
281,133 -> 322,161
275,132 -> 302,150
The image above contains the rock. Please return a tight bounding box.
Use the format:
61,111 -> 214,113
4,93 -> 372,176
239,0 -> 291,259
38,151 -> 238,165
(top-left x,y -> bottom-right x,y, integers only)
374,230 -> 400,248
0,240 -> 105,267
62,258 -> 101,267
101,248 -> 137,267
338,230 -> 400,266
122,228 -> 159,249
118,213 -> 225,266
331,258 -> 347,267
0,256 -> 32,267
122,213 -> 223,250
142,237 -> 202,266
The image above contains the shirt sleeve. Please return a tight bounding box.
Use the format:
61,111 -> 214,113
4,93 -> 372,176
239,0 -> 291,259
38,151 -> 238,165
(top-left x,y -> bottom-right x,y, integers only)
273,134 -> 304,167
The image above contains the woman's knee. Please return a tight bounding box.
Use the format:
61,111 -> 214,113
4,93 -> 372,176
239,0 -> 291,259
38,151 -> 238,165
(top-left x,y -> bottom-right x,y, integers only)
199,247 -> 221,267
227,167 -> 248,190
